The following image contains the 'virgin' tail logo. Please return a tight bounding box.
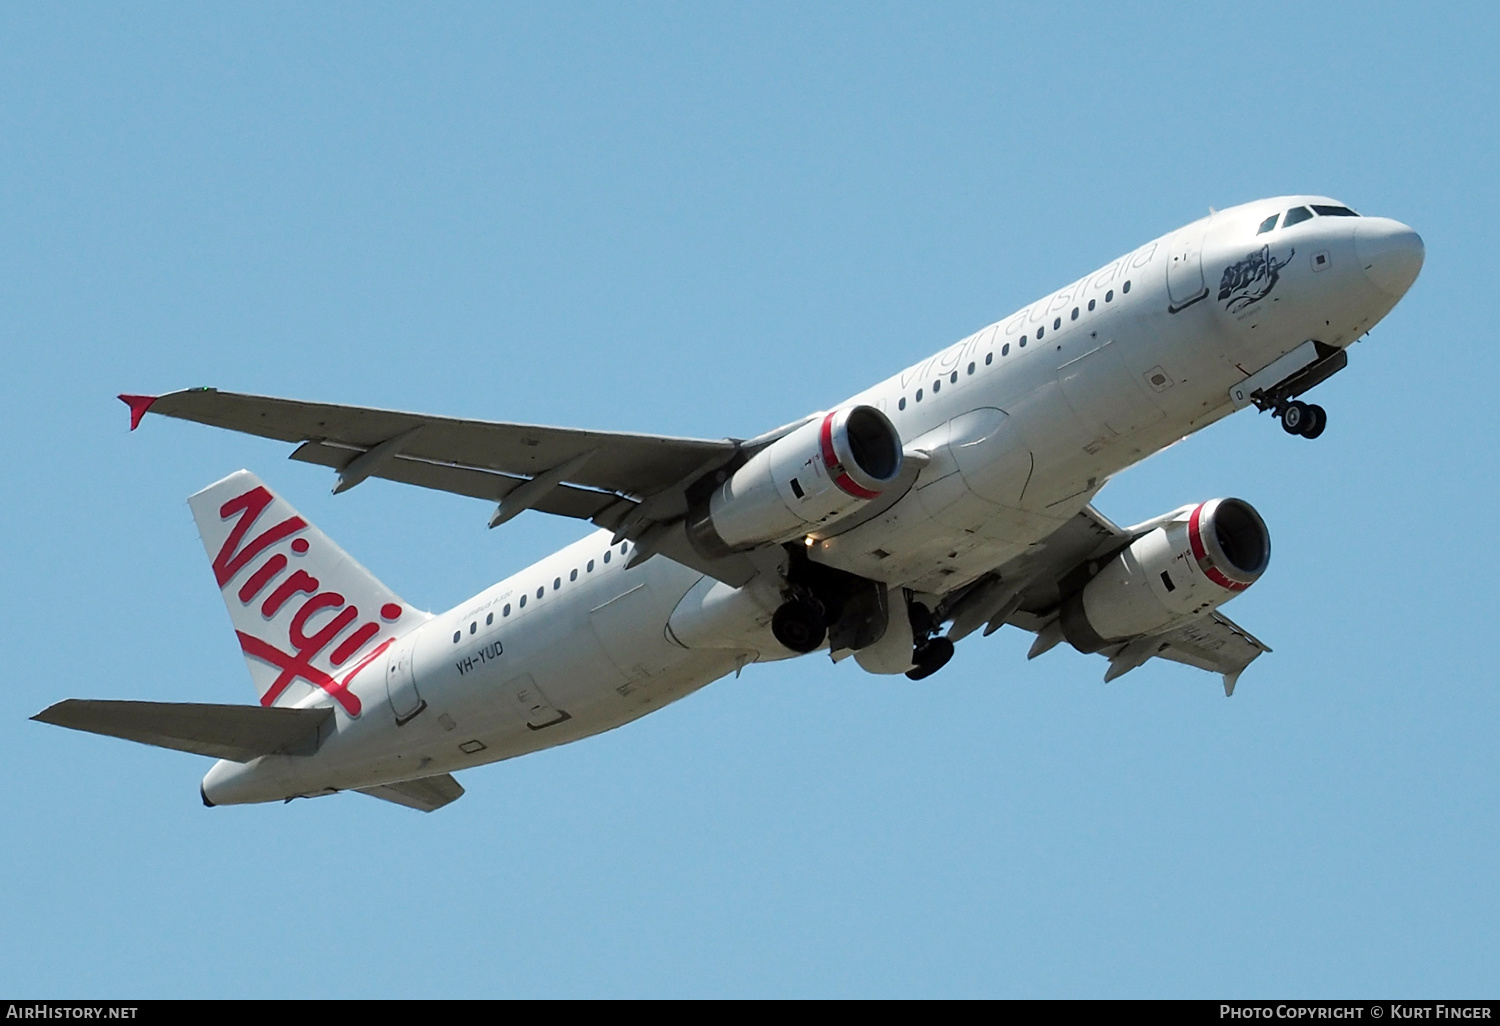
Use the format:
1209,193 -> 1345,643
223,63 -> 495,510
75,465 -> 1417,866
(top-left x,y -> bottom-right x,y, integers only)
191,472 -> 422,716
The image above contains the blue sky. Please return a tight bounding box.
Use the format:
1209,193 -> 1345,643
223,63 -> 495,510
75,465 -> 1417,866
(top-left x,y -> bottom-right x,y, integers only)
3,3 -> 1497,997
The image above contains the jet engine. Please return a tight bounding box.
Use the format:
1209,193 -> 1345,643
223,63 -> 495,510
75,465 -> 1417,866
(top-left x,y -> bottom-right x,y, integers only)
1059,498 -> 1270,653
686,405 -> 903,557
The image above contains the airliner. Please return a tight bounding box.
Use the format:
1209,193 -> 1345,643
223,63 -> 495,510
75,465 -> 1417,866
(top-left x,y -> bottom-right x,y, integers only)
35,195 -> 1424,812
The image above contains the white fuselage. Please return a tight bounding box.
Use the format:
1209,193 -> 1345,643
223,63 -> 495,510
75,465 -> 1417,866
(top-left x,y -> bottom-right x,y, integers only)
203,195 -> 1422,806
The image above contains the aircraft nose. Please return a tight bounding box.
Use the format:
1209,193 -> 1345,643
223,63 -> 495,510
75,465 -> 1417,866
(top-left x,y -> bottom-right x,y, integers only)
1356,217 -> 1424,297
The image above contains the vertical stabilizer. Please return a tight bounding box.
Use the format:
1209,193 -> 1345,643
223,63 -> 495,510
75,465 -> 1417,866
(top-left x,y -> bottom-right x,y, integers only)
187,470 -> 429,716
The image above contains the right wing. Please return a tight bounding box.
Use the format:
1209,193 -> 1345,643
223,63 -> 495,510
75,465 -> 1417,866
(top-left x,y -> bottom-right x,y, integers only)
122,388 -> 796,585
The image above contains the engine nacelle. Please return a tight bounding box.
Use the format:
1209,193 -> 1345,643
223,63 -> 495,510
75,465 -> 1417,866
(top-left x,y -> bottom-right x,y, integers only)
1059,498 -> 1270,652
686,405 -> 903,556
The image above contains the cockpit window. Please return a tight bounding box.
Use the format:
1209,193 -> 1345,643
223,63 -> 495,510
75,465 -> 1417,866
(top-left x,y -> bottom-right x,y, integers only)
1283,206 -> 1314,228
1312,204 -> 1359,217
1256,214 -> 1279,235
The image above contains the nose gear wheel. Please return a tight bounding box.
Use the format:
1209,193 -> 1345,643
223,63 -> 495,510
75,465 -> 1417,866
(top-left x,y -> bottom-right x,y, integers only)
1279,400 -> 1327,439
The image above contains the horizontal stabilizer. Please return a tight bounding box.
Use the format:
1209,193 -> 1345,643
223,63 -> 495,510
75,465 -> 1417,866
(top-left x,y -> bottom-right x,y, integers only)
356,773 -> 465,813
32,699 -> 334,762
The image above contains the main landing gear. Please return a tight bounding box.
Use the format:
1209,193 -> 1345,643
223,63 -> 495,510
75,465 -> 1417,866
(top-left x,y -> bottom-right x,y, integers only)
771,588 -> 958,680
1277,400 -> 1327,439
904,600 -> 955,680
771,596 -> 827,654
906,635 -> 954,680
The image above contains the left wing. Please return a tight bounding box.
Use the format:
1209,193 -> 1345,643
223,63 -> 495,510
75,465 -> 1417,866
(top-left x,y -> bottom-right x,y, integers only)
939,505 -> 1270,694
1140,612 -> 1270,696
121,388 -> 774,585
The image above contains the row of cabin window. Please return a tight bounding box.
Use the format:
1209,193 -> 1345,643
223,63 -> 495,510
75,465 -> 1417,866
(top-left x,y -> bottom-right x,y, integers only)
452,541 -> 633,643
896,280 -> 1132,412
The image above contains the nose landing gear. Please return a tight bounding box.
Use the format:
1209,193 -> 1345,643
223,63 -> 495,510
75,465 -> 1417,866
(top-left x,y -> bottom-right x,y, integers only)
1278,400 -> 1327,439
1244,340 -> 1344,440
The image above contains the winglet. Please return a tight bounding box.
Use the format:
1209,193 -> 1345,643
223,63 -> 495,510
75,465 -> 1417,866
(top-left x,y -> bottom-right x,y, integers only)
118,394 -> 158,431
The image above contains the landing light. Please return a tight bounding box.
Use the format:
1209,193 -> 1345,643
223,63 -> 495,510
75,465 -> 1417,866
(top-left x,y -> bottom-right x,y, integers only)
804,536 -> 816,547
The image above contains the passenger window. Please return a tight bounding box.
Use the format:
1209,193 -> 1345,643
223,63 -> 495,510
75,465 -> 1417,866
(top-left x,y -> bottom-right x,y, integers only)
1312,204 -> 1358,217
898,397 -> 906,410
503,603 -> 511,616
519,595 -> 526,608
536,586 -> 544,599
967,362 -> 975,375
915,388 -> 923,402
486,612 -> 494,626
1122,280 -> 1131,293
950,371 -> 958,384
1052,317 -> 1061,330
570,569 -> 578,581
1002,344 -> 1010,356
1105,290 -> 1114,302
1283,206 -> 1313,227
1070,307 -> 1079,320
587,559 -> 594,572
985,352 -> 994,364
932,380 -> 940,393
469,622 -> 477,634
1036,326 -> 1044,340
1257,213 -> 1279,234
553,577 -> 561,590
1088,299 -> 1096,311
452,631 -> 460,644
603,551 -> 611,563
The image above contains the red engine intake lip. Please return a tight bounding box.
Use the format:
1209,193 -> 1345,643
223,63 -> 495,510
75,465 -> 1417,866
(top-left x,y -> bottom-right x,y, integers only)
1188,501 -> 1255,592
820,411 -> 884,500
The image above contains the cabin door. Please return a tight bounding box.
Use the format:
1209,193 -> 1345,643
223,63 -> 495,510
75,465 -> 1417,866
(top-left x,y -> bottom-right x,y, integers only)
1166,222 -> 1210,312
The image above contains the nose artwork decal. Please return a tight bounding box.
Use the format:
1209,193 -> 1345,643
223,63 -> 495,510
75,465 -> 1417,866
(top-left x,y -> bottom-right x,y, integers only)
1218,245 -> 1294,313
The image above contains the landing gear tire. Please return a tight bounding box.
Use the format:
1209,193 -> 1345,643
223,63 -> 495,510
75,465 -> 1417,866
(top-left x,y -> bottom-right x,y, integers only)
1300,403 -> 1327,439
905,636 -> 955,680
1281,400 -> 1310,435
772,599 -> 827,654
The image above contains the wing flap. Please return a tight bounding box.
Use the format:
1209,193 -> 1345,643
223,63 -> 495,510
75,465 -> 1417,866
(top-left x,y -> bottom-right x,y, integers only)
1147,612 -> 1271,695
356,773 -> 465,812
289,441 -> 621,519
32,699 -> 334,762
